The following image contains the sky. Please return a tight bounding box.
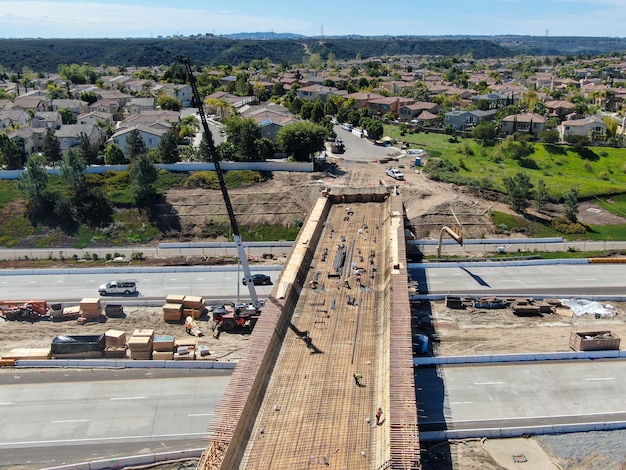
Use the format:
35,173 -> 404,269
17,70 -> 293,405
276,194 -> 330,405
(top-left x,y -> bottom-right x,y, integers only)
0,0 -> 624,39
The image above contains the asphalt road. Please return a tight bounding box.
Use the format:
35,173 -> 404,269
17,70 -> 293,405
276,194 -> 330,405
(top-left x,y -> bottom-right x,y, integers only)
417,360 -> 626,434
410,263 -> 626,297
0,265 -> 281,302
0,368 -> 232,468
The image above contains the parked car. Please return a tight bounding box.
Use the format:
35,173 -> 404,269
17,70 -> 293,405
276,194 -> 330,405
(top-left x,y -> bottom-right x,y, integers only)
99,280 -> 137,295
242,274 -> 272,286
385,167 -> 405,180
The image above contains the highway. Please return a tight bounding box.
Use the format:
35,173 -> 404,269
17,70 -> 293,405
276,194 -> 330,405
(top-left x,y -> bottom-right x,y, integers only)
0,265 -> 281,302
417,361 -> 626,435
0,368 -> 232,468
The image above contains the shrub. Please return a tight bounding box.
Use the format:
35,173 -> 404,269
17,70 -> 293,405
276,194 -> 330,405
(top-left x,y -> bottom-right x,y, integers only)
551,216 -> 587,234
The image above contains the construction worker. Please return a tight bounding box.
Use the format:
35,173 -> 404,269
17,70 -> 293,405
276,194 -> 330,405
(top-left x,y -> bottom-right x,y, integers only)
376,407 -> 383,425
354,373 -> 363,386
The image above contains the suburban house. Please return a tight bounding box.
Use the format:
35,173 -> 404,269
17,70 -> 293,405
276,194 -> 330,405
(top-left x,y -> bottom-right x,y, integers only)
126,97 -> 155,115
152,83 -> 193,108
10,97 -> 47,113
0,109 -> 31,130
545,100 -> 576,120
55,124 -> 103,153
342,92 -> 384,110
8,127 -> 46,157
470,92 -> 515,109
109,125 -> 169,157
501,112 -> 547,136
30,111 -> 62,130
556,115 -> 608,141
119,110 -> 179,131
296,84 -> 337,102
444,109 -> 497,131
77,111 -> 114,126
399,102 -> 440,122
50,99 -> 88,116
366,96 -> 410,118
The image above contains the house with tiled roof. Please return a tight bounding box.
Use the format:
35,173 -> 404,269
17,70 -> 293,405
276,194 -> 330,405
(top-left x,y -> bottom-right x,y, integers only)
55,124 -> 103,152
11,97 -> 47,113
30,111 -> 62,130
556,115 -> 607,141
444,109 -> 497,131
296,84 -> 337,102
77,111 -> 114,126
399,102 -> 440,122
8,126 -> 46,157
0,109 -> 30,130
110,124 -> 169,157
545,100 -> 576,120
502,112 -> 547,136
50,99 -> 88,116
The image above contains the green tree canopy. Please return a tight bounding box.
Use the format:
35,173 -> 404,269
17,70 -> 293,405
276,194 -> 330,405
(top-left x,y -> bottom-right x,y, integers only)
472,122 -> 497,146
42,128 -> 62,166
0,133 -> 24,169
221,115 -> 261,161
276,121 -> 328,162
503,172 -> 534,213
158,132 -> 180,164
563,188 -> 579,223
129,152 -> 158,206
103,143 -> 127,165
157,94 -> 182,111
126,129 -> 147,161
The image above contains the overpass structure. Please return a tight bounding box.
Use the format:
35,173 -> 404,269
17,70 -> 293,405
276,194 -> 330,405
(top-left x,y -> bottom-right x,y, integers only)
198,189 -> 420,469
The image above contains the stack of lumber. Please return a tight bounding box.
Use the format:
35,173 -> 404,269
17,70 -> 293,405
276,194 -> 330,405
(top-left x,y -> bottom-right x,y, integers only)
182,296 -> 205,320
128,329 -> 154,360
104,329 -> 127,358
2,348 -> 51,360
163,303 -> 183,323
79,298 -> 103,320
174,337 -> 197,360
152,335 -> 175,360
52,305 -> 81,321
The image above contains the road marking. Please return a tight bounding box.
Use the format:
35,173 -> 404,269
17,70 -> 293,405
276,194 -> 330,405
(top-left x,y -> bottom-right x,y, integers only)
584,377 -> 614,381
0,402 -> 14,405
453,410 -> 626,423
188,413 -> 214,417
577,278 -> 597,281
110,396 -> 145,401
0,432 -> 208,447
450,402 -> 473,405
51,419 -> 91,423
473,382 -> 506,385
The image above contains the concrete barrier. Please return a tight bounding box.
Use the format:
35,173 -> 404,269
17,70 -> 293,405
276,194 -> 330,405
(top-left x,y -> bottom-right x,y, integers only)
16,359 -> 237,370
89,453 -> 156,470
41,463 -> 91,470
414,349 -> 625,366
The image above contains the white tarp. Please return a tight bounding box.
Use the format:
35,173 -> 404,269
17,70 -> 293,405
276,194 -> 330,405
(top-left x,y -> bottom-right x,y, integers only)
560,298 -> 617,317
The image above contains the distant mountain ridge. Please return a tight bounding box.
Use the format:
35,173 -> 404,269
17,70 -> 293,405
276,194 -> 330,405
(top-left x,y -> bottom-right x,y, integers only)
1,34 -> 625,72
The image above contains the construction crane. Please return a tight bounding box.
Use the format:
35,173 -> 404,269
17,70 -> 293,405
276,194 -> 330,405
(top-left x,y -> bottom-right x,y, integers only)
178,56 -> 261,308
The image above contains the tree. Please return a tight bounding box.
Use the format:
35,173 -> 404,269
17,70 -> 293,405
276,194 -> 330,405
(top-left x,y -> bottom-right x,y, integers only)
80,90 -> 98,105
77,132 -> 99,165
310,100 -> 325,124
255,137 -> 275,160
534,179 -> 550,212
158,132 -> 180,164
16,153 -> 49,211
276,121 -> 328,162
472,122 -> 496,146
540,130 -> 560,144
126,129 -> 147,161
129,152 -> 158,206
0,134 -> 24,169
603,116 -> 619,142
103,143 -> 127,165
42,128 -> 62,167
221,115 -> 261,161
234,72 -> 252,96
58,108 -> 76,125
503,172 -> 534,213
362,118 -> 384,141
157,94 -> 182,111
563,188 -> 579,223
60,148 -> 87,194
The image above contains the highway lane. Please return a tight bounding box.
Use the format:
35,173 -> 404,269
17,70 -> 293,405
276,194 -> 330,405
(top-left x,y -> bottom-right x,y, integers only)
0,265 -> 280,302
417,361 -> 626,433
410,263 -> 626,296
0,368 -> 232,468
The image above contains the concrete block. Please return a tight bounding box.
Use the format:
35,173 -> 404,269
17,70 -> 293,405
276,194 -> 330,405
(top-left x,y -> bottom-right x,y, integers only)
40,463 -> 91,470
155,448 -> 204,462
89,454 -> 155,470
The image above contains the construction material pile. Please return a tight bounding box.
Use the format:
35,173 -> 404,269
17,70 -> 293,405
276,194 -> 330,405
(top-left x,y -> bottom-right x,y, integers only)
128,329 -> 154,360
570,330 -> 621,351
78,298 -> 103,323
162,294 -> 205,322
152,335 -> 175,360
104,329 -> 127,358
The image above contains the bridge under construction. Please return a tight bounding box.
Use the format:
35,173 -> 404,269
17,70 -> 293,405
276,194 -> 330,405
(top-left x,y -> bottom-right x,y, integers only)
199,189 -> 420,469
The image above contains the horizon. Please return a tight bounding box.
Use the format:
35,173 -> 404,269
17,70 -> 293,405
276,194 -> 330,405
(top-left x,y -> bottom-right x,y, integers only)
0,0 -> 624,40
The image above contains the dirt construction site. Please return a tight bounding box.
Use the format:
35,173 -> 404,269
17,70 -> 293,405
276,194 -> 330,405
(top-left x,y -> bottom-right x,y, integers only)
2,155 -> 626,469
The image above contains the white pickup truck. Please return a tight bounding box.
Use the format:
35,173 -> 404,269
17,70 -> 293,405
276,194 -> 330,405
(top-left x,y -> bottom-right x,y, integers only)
385,167 -> 405,180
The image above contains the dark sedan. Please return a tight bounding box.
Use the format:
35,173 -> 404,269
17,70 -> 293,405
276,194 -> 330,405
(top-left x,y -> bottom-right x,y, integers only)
242,274 -> 272,286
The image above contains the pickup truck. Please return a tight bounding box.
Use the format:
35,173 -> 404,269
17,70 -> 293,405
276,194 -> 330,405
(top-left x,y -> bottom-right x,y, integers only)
98,280 -> 137,295
385,167 -> 405,180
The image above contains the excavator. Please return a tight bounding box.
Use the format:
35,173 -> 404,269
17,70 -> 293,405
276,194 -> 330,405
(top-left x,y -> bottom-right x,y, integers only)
178,57 -> 264,331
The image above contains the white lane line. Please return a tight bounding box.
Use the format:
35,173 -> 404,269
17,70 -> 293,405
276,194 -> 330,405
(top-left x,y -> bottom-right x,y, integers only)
110,396 -> 145,401
473,382 -> 506,385
454,410 -> 626,423
0,432 -> 208,447
450,402 -> 474,405
0,402 -> 15,405
577,278 -> 597,281
188,413 -> 214,417
51,419 -> 91,423
584,377 -> 614,381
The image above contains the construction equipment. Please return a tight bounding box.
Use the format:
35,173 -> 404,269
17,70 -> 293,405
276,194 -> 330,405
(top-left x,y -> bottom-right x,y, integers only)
178,56 -> 262,309
0,300 -> 48,321
211,303 -> 261,332
185,315 -> 204,337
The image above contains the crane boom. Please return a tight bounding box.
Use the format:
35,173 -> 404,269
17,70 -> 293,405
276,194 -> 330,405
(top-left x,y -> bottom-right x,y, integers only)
178,56 -> 260,306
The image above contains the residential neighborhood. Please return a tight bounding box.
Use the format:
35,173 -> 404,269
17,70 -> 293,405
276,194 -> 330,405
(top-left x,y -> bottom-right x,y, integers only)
1,51 -> 626,170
